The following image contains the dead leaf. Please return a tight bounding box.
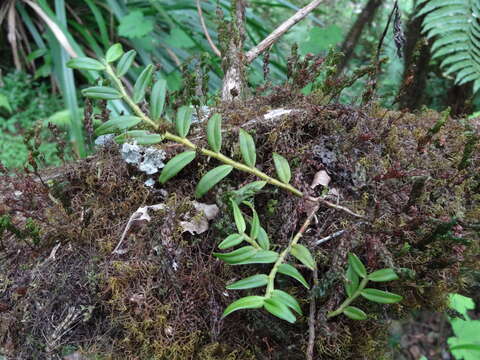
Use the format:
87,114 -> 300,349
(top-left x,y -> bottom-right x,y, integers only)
311,170 -> 331,189
180,201 -> 219,235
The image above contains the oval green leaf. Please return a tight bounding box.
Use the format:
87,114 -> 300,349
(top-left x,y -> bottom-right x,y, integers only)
291,244 -> 316,270
348,253 -> 367,278
239,129 -> 256,167
114,130 -> 163,145
195,165 -> 233,198
95,116 -> 141,136
232,181 -> 267,203
151,78 -> 167,121
116,49 -> 136,76
105,43 -> 124,63
278,263 -> 309,289
176,105 -> 194,138
272,153 -> 291,184
264,298 -> 296,323
222,296 -> 265,318
360,288 -> 403,304
368,268 -> 399,282
271,289 -> 302,315
213,245 -> 257,264
207,113 -> 222,152
218,233 -> 245,249
449,344 -> 480,352
257,226 -> 270,250
343,306 -> 367,320
67,57 -> 105,71
230,199 -> 246,233
133,64 -> 154,103
250,209 -> 260,240
226,274 -> 268,290
158,151 -> 196,184
235,250 -> 278,265
82,86 -> 121,100
345,264 -> 360,297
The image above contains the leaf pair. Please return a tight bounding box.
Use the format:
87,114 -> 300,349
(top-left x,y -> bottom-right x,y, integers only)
214,245 -> 278,265
341,253 -> 402,321
222,289 -> 302,323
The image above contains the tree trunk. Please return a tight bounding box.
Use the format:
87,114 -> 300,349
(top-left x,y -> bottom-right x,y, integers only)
397,1 -> 431,111
221,0 -> 247,102
337,0 -> 384,74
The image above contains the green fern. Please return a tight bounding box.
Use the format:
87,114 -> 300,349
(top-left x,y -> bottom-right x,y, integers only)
417,0 -> 480,93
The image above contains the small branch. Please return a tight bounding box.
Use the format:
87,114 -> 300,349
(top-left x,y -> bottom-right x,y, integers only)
307,267 -> 318,360
245,0 -> 325,63
196,0 -> 221,57
265,202 -> 320,296
314,229 -> 346,246
308,196 -> 367,220
327,277 -> 368,318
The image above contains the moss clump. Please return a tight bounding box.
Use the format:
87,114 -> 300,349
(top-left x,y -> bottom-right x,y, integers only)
0,82 -> 478,359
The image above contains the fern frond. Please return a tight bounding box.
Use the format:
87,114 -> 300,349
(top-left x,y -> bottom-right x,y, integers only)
418,0 -> 480,92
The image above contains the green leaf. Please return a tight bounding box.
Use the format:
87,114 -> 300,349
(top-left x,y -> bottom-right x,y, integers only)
368,268 -> 399,282
207,113 -> 222,152
291,244 -> 316,270
0,94 -> 12,113
218,233 -> 245,249
230,199 -> 246,233
116,50 -> 137,77
195,165 -> 233,198
133,64 -> 154,103
278,263 -> 309,289
264,298 -> 296,323
222,296 -> 265,318
176,106 -> 194,138
82,86 -> 122,100
158,151 -> 196,184
449,344 -> 480,352
271,289 -> 302,315
232,181 -> 267,203
360,289 -> 403,304
105,43 -> 124,63
114,130 -> 163,145
239,129 -> 256,167
257,226 -> 270,250
67,57 -> 105,71
343,306 -> 367,320
273,153 -> 291,184
299,25 -> 343,56
213,246 -> 257,264
164,27 -> 196,49
95,116 -> 141,136
118,10 -> 154,39
226,274 -> 268,290
345,264 -> 360,297
348,253 -> 367,278
150,79 -> 167,121
235,250 -> 278,265
250,209 -> 260,240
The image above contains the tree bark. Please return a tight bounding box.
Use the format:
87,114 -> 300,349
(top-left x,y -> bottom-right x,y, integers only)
336,0 -> 384,74
221,0 -> 247,102
397,1 -> 431,111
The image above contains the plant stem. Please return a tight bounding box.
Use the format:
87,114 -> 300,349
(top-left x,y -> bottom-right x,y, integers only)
106,65 -> 304,198
105,64 -> 159,129
163,132 -> 304,197
265,202 -> 320,297
326,277 -> 368,318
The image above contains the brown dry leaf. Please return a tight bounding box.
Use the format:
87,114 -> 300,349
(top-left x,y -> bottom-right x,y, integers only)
180,201 -> 219,235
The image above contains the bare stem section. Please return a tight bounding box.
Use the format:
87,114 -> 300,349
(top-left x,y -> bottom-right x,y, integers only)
246,0 -> 325,63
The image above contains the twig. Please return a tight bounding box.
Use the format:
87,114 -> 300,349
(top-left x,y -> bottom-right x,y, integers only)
314,229 -> 346,246
245,0 -> 325,63
307,266 -> 318,360
308,196 -> 367,220
196,0 -> 221,57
